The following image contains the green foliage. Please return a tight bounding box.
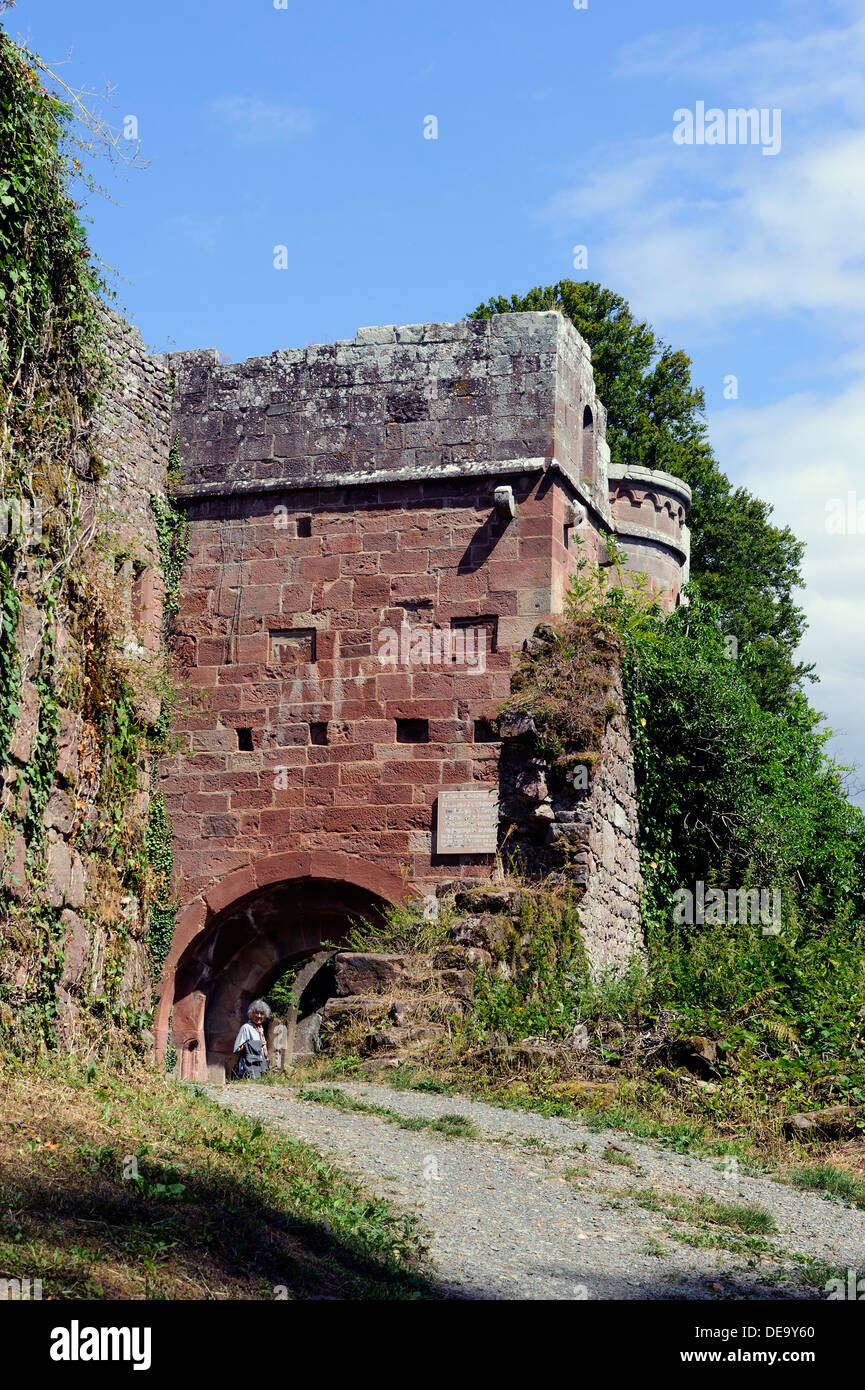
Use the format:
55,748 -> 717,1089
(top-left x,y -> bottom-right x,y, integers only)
1,899 -> 65,1052
1,1057 -> 432,1298
792,1166 -> 865,1209
0,555 -> 19,767
141,434 -> 189,979
346,899 -> 450,955
0,30 -> 103,397
22,613 -> 59,858
151,434 -> 189,622
637,1187 -> 778,1237
468,889 -> 593,1042
297,1087 -> 480,1140
470,280 -> 811,709
564,545 -> 865,1102
0,30 -> 168,1055
96,675 -> 143,864
502,604 -> 623,765
565,532 -> 663,645
622,592 -> 865,931
144,793 -> 177,980
264,966 -> 298,1017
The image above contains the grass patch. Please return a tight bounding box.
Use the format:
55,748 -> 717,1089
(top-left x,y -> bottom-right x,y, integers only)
638,1236 -> 669,1258
296,1086 -> 479,1141
791,1165 -> 865,1209
603,1144 -> 637,1168
632,1187 -> 777,1236
0,1059 -> 435,1300
628,1185 -> 779,1256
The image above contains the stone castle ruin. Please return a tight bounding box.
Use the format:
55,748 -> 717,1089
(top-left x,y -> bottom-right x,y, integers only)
19,309 -> 691,1080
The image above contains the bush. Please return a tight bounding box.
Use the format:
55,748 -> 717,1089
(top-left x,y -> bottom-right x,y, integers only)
558,542 -> 865,1095
345,900 -> 449,956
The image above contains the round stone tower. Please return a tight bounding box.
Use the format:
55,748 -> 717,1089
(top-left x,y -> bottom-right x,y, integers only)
607,464 -> 691,609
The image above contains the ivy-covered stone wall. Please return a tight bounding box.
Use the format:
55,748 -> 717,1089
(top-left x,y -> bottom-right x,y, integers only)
0,307 -> 175,1055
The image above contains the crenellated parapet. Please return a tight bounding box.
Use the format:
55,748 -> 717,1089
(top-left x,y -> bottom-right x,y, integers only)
607,463 -> 692,610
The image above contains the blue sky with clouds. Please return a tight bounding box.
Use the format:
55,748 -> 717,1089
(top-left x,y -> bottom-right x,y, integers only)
9,0 -> 865,803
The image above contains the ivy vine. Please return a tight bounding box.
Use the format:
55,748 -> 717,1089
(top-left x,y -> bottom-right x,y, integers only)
151,433 -> 189,622
0,555 -> 20,768
22,606 -> 59,860
144,791 -> 177,979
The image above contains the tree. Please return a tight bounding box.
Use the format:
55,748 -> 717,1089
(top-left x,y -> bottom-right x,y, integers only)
469,281 -> 812,710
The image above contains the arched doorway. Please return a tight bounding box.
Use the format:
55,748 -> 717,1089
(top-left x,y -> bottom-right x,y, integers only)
158,855 -> 410,1082
200,878 -> 388,1075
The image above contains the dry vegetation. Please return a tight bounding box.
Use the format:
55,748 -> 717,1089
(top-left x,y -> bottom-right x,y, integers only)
0,1056 -> 435,1300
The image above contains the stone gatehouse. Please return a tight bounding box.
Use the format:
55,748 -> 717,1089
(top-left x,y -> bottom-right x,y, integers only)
134,311 -> 690,1081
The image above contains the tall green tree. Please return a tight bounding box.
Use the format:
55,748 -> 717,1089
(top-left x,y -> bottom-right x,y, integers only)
470,281 -> 811,710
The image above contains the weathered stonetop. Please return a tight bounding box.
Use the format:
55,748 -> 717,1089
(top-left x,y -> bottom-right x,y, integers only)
167,311 -> 613,524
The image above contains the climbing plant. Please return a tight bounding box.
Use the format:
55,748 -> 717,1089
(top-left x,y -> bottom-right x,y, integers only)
0,27 -> 106,503
151,433 -> 189,623
0,26 -> 162,1055
21,609 -> 59,858
144,792 -> 177,979
0,555 -> 19,768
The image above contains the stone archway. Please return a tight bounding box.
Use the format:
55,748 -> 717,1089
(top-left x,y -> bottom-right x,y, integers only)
199,877 -> 389,1077
154,853 -> 411,1082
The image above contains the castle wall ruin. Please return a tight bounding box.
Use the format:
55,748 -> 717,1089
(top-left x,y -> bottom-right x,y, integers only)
150,312 -> 691,1077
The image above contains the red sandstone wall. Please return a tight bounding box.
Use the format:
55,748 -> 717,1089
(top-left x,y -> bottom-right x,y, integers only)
158,472 -> 585,907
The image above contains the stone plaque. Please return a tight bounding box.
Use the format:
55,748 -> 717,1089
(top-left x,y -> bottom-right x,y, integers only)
437,788 -> 499,854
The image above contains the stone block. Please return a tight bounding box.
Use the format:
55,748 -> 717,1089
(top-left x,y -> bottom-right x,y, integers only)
333,952 -> 408,996
46,840 -> 85,910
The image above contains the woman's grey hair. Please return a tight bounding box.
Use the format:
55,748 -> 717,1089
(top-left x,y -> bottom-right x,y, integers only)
247,998 -> 271,1020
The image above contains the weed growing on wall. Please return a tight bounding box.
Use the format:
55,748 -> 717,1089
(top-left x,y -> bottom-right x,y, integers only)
467,887 -> 591,1042
144,792 -> 177,980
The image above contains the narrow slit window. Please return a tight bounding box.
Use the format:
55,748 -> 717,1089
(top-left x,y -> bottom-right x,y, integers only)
582,404 -> 595,481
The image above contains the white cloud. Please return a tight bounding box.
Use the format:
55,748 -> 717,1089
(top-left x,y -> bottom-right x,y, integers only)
543,9 -> 865,802
616,11 -> 865,118
208,96 -> 315,145
709,381 -> 865,800
543,11 -> 865,330
544,127 -> 865,329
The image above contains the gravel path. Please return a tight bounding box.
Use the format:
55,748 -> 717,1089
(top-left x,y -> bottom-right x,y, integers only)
210,1078 -> 865,1300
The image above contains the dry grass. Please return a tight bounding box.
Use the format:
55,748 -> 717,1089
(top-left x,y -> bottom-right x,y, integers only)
0,1056 -> 436,1300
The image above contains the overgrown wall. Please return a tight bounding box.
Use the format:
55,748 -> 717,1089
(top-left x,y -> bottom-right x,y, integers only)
498,650 -> 644,970
0,313 -> 173,1054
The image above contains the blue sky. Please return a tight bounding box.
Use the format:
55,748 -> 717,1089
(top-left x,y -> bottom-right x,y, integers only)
9,0 -> 865,804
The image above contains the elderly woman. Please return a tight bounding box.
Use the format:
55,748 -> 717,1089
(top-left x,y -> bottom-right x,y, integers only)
231,999 -> 271,1080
